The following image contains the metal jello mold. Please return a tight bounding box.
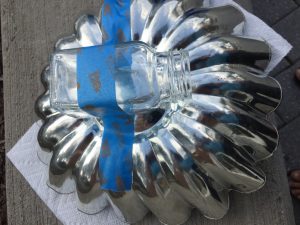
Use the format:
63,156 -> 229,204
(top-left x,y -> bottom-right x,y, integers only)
35,1 -> 282,224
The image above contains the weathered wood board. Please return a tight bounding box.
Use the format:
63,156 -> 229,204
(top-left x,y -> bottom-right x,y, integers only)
2,0 -> 296,224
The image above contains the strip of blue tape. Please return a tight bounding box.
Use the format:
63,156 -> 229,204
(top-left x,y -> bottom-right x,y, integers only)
77,0 -> 134,192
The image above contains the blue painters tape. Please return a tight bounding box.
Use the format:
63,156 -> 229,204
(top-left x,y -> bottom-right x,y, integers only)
101,0 -> 131,45
77,0 -> 134,192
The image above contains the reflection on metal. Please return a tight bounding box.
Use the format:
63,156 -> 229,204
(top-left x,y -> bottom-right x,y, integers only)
35,2 -> 282,225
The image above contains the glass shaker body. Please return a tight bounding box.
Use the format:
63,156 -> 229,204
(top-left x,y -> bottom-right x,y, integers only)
50,41 -> 191,115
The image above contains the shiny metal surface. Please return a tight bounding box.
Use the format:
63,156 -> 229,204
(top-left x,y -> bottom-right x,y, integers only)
35,2 -> 282,225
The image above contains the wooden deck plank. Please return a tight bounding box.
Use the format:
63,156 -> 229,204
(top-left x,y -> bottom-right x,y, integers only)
1,0 -> 296,224
2,1 -> 101,224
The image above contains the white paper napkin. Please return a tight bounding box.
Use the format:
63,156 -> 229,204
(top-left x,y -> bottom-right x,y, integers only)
211,0 -> 292,72
7,121 -> 131,225
7,1 -> 292,225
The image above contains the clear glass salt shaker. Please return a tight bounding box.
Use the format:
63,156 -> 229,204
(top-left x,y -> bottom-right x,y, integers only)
50,41 -> 192,115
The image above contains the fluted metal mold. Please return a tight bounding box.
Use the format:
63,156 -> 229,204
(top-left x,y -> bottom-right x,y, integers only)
35,2 -> 282,225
